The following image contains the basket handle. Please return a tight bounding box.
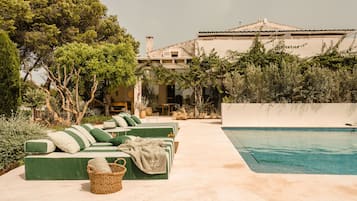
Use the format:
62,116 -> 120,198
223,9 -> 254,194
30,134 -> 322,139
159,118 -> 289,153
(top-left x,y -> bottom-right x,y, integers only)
114,158 -> 126,166
87,164 -> 96,173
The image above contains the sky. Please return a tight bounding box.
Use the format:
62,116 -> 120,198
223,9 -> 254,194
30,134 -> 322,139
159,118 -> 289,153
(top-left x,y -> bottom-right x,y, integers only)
30,0 -> 357,84
100,0 -> 357,56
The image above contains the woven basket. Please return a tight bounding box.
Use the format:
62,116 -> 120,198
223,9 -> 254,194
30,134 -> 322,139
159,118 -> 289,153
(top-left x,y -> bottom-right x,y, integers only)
87,158 -> 127,194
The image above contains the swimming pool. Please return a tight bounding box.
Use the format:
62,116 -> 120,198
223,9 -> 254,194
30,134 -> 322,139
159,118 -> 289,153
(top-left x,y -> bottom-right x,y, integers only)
222,127 -> 357,175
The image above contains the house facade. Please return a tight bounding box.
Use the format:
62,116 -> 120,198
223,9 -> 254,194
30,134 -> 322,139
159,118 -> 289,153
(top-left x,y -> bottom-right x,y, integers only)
128,19 -> 356,115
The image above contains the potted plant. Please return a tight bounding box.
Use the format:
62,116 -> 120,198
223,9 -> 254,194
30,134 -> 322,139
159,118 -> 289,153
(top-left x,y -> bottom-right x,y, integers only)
135,97 -> 148,118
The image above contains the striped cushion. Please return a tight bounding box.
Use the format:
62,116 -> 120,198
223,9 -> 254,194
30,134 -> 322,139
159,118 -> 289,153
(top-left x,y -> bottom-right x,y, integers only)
131,115 -> 142,124
119,112 -> 131,117
83,146 -> 119,152
47,131 -> 80,154
91,142 -> 113,147
82,123 -> 94,132
64,130 -> 86,150
65,128 -> 90,148
123,116 -> 137,126
72,125 -> 96,144
24,139 -> 56,154
112,115 -> 128,127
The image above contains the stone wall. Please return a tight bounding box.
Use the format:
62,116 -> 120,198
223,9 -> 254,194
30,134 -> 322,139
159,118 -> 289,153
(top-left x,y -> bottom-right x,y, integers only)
221,103 -> 357,127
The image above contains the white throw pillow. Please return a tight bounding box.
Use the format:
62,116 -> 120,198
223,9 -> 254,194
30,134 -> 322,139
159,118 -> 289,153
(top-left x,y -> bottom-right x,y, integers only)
88,157 -> 112,173
112,115 -> 128,128
65,128 -> 91,148
47,131 -> 80,154
72,125 -> 96,144
103,121 -> 117,129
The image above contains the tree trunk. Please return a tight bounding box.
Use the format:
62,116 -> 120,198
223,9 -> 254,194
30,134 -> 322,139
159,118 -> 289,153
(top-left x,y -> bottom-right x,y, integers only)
66,99 -> 71,124
23,71 -> 31,82
31,107 -> 36,122
104,93 -> 112,116
193,88 -> 197,118
193,86 -> 204,118
43,90 -> 67,125
76,112 -> 84,125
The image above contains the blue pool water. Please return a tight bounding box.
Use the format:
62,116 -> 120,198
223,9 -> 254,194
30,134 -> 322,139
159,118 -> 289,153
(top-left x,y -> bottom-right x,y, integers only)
222,127 -> 357,175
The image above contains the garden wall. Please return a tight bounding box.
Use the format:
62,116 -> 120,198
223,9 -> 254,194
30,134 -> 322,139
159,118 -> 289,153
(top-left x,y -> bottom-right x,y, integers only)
221,103 -> 357,127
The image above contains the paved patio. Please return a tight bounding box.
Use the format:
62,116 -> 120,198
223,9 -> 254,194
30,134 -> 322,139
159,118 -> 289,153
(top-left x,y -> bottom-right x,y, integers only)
1,117 -> 357,201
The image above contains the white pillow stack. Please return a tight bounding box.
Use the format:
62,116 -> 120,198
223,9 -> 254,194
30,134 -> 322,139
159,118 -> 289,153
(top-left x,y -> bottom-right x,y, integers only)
88,157 -> 112,173
72,125 -> 96,144
65,128 -> 91,148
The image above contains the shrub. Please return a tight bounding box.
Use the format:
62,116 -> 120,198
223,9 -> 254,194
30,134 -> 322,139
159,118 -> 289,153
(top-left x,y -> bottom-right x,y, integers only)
0,113 -> 46,171
82,115 -> 112,125
0,31 -> 20,116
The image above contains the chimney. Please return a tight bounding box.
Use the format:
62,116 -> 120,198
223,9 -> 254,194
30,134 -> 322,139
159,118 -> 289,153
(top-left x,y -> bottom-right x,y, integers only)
146,36 -> 154,56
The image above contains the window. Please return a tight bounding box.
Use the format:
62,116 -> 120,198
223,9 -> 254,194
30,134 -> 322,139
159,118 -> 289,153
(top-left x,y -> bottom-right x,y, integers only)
171,51 -> 179,57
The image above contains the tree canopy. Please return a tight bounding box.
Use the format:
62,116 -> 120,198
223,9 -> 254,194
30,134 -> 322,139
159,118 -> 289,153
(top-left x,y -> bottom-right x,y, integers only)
0,0 -> 139,81
0,31 -> 20,116
47,42 -> 101,124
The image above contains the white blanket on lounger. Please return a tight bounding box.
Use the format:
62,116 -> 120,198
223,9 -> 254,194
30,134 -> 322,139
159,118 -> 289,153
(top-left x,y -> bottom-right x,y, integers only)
118,137 -> 167,174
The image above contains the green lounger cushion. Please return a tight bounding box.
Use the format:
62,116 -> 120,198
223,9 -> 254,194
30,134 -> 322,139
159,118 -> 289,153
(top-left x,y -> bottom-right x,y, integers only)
24,139 -> 56,154
131,115 -> 142,124
24,152 -> 170,180
127,126 -> 175,138
24,137 -> 174,180
138,122 -> 179,134
90,128 -> 113,142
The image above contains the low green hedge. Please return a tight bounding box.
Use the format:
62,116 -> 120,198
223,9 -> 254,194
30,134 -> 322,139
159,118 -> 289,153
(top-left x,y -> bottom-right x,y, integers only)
82,115 -> 112,125
0,113 -> 46,171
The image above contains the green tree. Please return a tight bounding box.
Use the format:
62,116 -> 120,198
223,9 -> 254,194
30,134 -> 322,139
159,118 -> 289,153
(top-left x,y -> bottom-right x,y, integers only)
230,35 -> 299,72
47,42 -> 137,123
48,42 -> 100,125
149,51 -> 228,116
175,54 -> 213,117
23,88 -> 46,121
95,43 -> 137,116
263,61 -> 303,103
0,0 -> 32,34
0,0 -> 139,81
223,71 -> 245,103
305,36 -> 357,71
0,31 -> 20,116
300,67 -> 338,103
203,51 -> 231,110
